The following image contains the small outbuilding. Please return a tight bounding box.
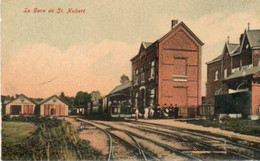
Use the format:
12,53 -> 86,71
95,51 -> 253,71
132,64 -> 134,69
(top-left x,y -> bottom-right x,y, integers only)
5,94 -> 36,115
37,95 -> 69,116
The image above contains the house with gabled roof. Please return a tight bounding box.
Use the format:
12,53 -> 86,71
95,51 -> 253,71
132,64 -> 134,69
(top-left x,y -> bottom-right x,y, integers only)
36,95 -> 69,116
206,26 -> 260,119
130,20 -> 203,117
5,94 -> 37,115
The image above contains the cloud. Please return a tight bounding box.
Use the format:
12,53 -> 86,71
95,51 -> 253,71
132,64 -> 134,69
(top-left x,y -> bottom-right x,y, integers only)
2,10 -> 259,98
2,40 -> 139,98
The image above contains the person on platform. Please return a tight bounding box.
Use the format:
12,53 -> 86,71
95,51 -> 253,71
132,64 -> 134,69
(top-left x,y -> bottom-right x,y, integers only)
168,104 -> 174,119
174,104 -> 179,119
155,104 -> 161,119
162,104 -> 169,119
135,108 -> 139,120
144,106 -> 149,119
148,104 -> 154,119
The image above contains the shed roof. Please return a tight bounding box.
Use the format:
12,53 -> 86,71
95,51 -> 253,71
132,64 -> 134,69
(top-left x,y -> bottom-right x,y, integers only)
38,95 -> 69,106
5,94 -> 37,105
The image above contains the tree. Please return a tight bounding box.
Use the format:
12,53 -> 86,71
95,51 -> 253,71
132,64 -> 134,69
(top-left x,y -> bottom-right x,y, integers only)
60,92 -> 65,100
74,91 -> 91,109
120,74 -> 129,84
91,91 -> 101,101
59,92 -> 75,108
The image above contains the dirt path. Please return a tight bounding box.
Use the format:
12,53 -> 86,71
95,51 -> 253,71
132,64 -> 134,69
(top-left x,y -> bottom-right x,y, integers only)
64,117 -> 109,155
137,119 -> 260,143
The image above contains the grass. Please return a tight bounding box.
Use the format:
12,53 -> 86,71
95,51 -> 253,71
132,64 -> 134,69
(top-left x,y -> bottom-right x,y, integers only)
181,118 -> 260,136
1,116 -> 102,160
2,121 -> 37,145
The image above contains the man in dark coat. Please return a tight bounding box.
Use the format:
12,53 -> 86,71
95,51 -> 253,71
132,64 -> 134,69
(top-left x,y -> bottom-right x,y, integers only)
155,104 -> 161,119
174,104 -> 179,119
168,104 -> 174,119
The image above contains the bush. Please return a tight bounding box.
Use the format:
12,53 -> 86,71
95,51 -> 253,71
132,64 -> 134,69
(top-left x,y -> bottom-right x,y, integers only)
185,118 -> 260,136
2,118 -> 101,160
2,114 -> 11,121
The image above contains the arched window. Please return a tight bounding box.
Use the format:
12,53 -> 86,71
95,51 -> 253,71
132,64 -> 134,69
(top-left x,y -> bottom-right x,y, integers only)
224,69 -> 227,79
214,71 -> 218,81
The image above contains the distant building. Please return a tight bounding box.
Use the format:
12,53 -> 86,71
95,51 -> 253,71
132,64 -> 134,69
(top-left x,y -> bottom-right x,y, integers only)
206,27 -> 260,118
5,94 -> 36,115
130,20 -> 203,117
37,95 -> 69,116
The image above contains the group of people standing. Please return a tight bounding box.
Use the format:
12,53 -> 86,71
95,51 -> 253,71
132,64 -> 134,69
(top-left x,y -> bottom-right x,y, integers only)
135,104 -> 179,120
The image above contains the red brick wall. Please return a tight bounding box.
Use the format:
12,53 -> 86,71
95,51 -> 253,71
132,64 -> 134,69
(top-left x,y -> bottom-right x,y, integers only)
131,45 -> 159,109
232,55 -> 240,68
241,37 -> 252,66
222,49 -> 231,94
158,26 -> 201,110
23,105 -> 34,115
44,104 -> 66,116
252,80 -> 260,115
206,61 -> 222,104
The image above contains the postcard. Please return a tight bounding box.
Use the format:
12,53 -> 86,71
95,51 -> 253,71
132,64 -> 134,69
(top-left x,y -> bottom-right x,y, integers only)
1,0 -> 260,160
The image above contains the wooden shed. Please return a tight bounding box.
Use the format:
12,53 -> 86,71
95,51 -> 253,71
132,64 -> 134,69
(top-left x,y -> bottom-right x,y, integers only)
37,95 -> 69,116
5,94 -> 36,115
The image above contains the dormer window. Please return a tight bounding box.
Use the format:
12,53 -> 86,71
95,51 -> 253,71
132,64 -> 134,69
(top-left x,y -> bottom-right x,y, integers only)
215,71 -> 219,81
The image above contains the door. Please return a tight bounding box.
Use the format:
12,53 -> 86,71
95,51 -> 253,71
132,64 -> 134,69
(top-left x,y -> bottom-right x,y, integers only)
140,89 -> 146,114
11,105 -> 22,115
51,109 -> 56,115
44,105 -> 49,116
187,108 -> 195,118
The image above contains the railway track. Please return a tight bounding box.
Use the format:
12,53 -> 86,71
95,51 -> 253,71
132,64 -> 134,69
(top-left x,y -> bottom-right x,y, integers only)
76,118 -> 159,161
77,119 -> 113,161
89,120 -> 202,160
128,120 -> 260,160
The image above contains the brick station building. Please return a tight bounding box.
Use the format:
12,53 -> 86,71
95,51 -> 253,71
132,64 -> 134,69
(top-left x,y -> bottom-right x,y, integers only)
206,27 -> 260,118
130,20 -> 203,117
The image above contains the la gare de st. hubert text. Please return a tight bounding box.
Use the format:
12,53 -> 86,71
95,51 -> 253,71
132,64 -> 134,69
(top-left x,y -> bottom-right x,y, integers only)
23,8 -> 86,14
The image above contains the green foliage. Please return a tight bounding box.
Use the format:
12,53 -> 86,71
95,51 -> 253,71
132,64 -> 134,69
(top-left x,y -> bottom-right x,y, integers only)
74,91 -> 91,108
2,117 -> 101,160
1,95 -> 14,104
91,91 -> 101,101
185,118 -> 260,136
120,74 -> 130,84
59,92 -> 75,108
2,121 -> 37,145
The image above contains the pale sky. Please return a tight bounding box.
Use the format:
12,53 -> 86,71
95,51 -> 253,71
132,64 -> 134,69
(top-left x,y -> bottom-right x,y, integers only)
1,0 -> 260,98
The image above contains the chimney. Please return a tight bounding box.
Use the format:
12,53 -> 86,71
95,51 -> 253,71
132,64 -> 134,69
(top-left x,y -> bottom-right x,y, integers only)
171,20 -> 178,29
248,22 -> 250,30
227,36 -> 230,43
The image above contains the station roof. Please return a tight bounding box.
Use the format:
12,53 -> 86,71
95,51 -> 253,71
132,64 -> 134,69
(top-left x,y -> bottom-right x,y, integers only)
109,81 -> 132,95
